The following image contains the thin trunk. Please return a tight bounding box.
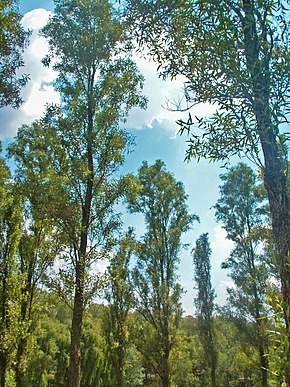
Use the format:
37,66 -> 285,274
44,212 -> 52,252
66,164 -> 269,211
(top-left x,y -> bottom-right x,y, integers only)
259,345 -> 268,387
161,325 -> 170,387
68,77 -> 95,387
68,260 -> 85,387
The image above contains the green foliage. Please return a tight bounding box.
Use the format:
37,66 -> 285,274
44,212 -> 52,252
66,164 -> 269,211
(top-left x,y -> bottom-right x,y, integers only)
126,0 -> 290,164
192,233 -> 217,387
128,160 -> 198,386
0,155 -> 23,385
24,293 -> 71,386
215,163 -> 272,386
103,230 -> 136,387
81,313 -> 107,387
126,5 -> 290,379
0,0 -> 30,108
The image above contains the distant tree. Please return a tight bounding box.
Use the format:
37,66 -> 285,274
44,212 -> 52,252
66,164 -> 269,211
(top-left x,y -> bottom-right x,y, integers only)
125,2 -> 290,378
128,160 -> 198,387
104,230 -> 136,387
0,0 -> 30,108
192,233 -> 217,387
214,163 -> 271,386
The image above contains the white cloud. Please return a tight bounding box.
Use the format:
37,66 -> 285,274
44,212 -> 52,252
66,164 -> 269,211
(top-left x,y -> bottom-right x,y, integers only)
21,8 -> 51,29
217,280 -> 235,305
211,225 -> 234,260
22,83 -> 60,117
209,225 -> 234,305
125,52 -> 215,132
0,9 -> 59,141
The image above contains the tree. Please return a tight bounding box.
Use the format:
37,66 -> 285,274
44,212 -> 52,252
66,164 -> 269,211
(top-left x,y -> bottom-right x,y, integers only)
214,163 -> 272,386
103,230 -> 135,387
127,160 -> 198,387
7,137 -> 63,386
125,2 -> 290,381
0,151 -> 22,387
14,212 -> 59,386
192,233 -> 217,387
22,1 -> 146,386
0,0 -> 30,108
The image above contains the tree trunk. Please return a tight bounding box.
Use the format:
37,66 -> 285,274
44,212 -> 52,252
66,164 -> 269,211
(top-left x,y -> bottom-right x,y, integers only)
259,346 -> 268,387
15,337 -> 27,387
68,82 -> 94,387
0,352 -> 7,387
262,135 -> 290,386
161,341 -> 170,387
68,261 -> 85,387
15,280 -> 33,387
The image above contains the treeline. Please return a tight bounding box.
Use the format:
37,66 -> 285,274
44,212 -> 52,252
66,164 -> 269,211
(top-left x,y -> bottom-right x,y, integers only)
0,0 -> 289,387
0,292 -> 283,387
0,146 -> 286,387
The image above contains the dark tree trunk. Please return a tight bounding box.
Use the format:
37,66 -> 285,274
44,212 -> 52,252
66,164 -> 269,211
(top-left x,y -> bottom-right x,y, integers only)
261,133 -> 290,386
15,337 -> 27,387
68,260 -> 85,387
161,334 -> 170,387
0,352 -> 8,387
259,346 -> 268,387
68,83 -> 94,387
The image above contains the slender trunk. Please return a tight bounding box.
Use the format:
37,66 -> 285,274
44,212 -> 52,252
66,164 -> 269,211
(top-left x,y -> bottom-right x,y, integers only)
259,346 -> 268,387
68,260 -> 85,387
68,76 -> 95,387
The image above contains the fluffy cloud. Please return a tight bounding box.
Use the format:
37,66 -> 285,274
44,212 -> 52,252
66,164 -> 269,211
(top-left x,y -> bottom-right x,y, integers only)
125,53 -> 215,132
0,9 -> 60,141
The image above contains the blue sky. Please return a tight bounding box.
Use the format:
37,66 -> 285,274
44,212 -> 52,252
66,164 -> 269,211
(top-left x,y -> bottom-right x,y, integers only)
0,1 -> 238,314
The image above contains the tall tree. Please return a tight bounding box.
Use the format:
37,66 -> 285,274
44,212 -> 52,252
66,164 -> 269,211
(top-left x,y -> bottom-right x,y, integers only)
192,233 -> 217,387
125,2 -> 290,379
0,0 -> 30,108
104,230 -> 135,387
128,160 -> 198,387
29,1 -> 145,386
214,163 -> 271,386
